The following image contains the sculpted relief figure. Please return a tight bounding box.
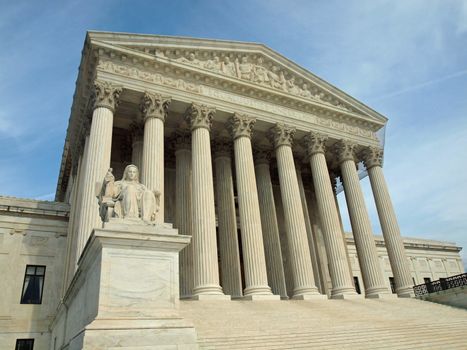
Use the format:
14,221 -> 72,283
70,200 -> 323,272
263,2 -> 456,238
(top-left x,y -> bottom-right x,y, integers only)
268,66 -> 286,90
98,165 -> 160,224
252,57 -> 269,85
237,56 -> 253,80
180,52 -> 200,66
221,56 -> 237,77
204,56 -> 221,73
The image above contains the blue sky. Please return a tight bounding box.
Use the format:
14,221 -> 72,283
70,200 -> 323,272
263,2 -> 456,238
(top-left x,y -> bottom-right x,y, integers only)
1,0 -> 466,268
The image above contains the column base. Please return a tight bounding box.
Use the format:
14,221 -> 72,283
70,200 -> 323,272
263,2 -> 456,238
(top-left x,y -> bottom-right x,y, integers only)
280,295 -> 290,300
397,290 -> 415,298
366,292 -> 398,299
191,294 -> 231,301
244,285 -> 273,296
243,294 -> 280,301
292,294 -> 328,300
331,293 -> 363,300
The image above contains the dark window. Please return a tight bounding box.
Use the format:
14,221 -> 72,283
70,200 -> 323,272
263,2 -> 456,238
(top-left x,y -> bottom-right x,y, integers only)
412,277 -> 416,285
20,265 -> 46,304
15,339 -> 34,350
353,276 -> 361,294
389,277 -> 396,294
424,277 -> 431,284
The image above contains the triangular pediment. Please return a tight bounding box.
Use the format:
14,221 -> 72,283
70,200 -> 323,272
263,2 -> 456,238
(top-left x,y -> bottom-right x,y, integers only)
87,31 -> 387,125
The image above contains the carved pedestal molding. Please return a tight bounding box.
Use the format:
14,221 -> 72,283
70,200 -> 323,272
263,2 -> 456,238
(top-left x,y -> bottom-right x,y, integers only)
185,103 -> 228,299
229,114 -> 275,299
363,147 -> 414,298
254,148 -> 288,298
129,121 -> 144,169
140,92 -> 171,224
335,140 -> 390,298
213,138 -> 243,298
305,132 -> 357,298
74,80 -> 122,267
270,124 -> 322,299
173,130 -> 193,298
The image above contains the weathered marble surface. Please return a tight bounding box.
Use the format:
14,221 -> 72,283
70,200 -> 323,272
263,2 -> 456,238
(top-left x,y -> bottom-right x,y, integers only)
50,223 -> 197,350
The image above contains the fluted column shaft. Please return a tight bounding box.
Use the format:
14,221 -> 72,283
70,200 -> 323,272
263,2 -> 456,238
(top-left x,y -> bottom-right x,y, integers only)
230,114 -> 272,297
270,124 -> 321,298
364,147 -> 414,297
255,152 -> 288,298
75,107 -> 115,260
140,93 -> 171,224
214,140 -> 243,298
336,141 -> 389,297
296,166 -> 323,294
305,132 -> 356,298
130,122 -> 144,169
174,132 -> 193,298
185,104 -> 225,298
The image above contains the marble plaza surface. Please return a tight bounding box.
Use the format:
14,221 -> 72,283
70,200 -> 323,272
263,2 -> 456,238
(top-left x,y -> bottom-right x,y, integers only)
180,298 -> 467,349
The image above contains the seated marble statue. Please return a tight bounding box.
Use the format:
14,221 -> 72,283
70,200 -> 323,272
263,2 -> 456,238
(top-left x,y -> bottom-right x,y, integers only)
98,165 -> 160,224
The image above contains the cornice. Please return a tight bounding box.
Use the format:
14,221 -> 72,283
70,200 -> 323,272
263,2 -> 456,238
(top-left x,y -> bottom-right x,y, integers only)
87,31 -> 388,123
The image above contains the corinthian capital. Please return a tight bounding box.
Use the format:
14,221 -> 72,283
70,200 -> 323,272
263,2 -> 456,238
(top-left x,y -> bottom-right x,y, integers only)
253,147 -> 272,165
334,140 -> 357,164
304,131 -> 328,157
140,92 -> 171,122
184,103 -> 216,131
269,123 -> 296,148
129,121 -> 144,139
228,113 -> 256,140
213,137 -> 232,158
93,80 -> 122,112
362,146 -> 384,169
172,130 -> 191,151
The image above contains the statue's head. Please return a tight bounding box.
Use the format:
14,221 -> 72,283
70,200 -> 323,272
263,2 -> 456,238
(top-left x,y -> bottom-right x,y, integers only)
122,164 -> 139,182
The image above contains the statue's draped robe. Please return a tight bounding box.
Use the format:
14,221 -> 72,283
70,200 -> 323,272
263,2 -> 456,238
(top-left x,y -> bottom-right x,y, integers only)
113,180 -> 157,222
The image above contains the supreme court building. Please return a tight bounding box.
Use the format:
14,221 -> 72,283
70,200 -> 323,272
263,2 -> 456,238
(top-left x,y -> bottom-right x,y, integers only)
0,32 -> 465,350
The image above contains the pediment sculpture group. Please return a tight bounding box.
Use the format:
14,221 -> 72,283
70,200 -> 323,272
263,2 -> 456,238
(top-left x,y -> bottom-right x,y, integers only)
98,164 -> 160,225
173,52 -> 351,111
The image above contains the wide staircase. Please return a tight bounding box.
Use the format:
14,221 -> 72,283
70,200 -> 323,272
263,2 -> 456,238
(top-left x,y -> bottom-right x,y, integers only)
180,298 -> 467,349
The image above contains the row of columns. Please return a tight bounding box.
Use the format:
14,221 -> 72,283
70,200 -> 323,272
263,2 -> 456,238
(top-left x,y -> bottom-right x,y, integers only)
69,80 -> 414,299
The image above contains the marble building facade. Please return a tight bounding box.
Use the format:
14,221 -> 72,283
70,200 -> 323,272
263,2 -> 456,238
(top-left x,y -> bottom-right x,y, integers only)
0,32 -> 464,349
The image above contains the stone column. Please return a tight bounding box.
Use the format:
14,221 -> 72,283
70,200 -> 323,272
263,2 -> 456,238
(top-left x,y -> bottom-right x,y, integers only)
363,147 -> 414,297
173,130 -> 193,298
335,140 -> 390,298
129,121 -> 144,169
75,81 -> 122,263
140,92 -> 171,224
295,164 -> 323,295
305,132 -> 357,298
185,103 -> 228,300
213,138 -> 243,298
229,114 -> 275,300
254,149 -> 288,298
270,124 -> 323,299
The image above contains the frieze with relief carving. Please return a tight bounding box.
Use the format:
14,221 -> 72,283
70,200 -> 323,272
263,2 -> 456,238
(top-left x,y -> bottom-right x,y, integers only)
96,59 -> 378,141
130,49 -> 355,112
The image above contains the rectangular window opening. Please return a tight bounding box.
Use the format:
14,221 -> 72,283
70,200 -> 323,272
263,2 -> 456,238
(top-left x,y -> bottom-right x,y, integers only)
15,339 -> 34,350
389,277 -> 396,294
20,265 -> 46,304
353,276 -> 361,294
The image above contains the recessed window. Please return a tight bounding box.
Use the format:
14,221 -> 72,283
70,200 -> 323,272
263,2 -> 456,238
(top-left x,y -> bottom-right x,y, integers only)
15,339 -> 34,350
389,277 -> 396,294
424,277 -> 431,284
353,276 -> 361,294
20,265 -> 46,304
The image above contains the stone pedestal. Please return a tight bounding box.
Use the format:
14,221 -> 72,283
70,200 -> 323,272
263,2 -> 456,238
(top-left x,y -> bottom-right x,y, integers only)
50,222 -> 198,350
